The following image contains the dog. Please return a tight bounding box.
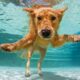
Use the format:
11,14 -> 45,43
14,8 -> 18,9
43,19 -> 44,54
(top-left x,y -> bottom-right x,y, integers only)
0,5 -> 80,77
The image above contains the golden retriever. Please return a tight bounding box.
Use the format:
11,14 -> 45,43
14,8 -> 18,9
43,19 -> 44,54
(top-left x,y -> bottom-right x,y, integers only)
0,5 -> 80,77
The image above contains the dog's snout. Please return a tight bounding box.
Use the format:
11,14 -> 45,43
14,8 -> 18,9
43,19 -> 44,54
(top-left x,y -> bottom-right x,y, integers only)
41,29 -> 51,38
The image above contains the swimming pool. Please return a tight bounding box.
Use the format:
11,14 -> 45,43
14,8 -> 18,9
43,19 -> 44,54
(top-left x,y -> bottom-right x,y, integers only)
0,0 -> 80,80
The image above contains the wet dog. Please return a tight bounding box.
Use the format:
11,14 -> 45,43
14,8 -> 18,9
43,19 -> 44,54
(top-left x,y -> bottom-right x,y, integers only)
0,5 -> 80,77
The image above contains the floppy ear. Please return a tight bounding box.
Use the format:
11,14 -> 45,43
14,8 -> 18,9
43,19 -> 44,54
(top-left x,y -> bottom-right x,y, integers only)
23,8 -> 34,13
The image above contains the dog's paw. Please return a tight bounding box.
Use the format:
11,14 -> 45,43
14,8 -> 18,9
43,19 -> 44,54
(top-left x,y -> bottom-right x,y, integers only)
68,35 -> 80,42
25,69 -> 31,77
39,72 -> 43,77
25,73 -> 31,77
0,43 -> 15,52
38,70 -> 43,77
73,35 -> 80,42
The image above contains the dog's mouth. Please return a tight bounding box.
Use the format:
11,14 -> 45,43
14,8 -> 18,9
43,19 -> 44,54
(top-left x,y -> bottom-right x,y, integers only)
38,29 -> 55,40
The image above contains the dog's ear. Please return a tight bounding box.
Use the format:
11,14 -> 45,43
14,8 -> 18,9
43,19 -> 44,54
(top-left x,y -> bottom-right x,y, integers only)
23,8 -> 34,13
54,6 -> 68,21
23,8 -> 35,17
56,6 -> 68,15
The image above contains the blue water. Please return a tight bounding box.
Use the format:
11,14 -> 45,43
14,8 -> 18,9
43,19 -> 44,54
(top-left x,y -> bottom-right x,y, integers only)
0,0 -> 80,68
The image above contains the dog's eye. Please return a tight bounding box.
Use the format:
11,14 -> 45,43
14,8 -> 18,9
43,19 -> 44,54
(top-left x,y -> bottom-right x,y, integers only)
37,16 -> 42,21
51,16 -> 56,21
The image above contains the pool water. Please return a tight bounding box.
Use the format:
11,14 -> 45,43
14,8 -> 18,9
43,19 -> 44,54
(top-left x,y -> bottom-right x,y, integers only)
0,0 -> 80,80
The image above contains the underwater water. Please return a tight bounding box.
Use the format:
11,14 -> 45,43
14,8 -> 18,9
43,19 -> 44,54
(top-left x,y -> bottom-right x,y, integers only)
0,0 -> 80,68
0,0 -> 80,80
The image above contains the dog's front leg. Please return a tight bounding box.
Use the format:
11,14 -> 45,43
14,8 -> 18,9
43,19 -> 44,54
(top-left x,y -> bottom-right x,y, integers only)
67,35 -> 80,42
38,48 -> 46,76
61,35 -> 80,42
51,35 -> 68,47
0,33 -> 35,51
25,46 -> 33,77
51,35 -> 80,47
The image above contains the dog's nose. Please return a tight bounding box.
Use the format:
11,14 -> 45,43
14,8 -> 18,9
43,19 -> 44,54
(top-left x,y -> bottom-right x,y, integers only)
41,29 -> 51,38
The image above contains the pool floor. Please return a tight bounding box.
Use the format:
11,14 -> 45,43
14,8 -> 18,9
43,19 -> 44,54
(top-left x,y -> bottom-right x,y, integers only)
0,67 -> 80,80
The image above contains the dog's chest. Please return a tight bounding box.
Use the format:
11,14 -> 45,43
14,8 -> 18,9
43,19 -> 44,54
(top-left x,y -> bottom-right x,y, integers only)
34,37 -> 50,48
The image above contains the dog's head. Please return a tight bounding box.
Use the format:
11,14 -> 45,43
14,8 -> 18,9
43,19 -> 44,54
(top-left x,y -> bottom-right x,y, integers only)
24,5 -> 67,40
